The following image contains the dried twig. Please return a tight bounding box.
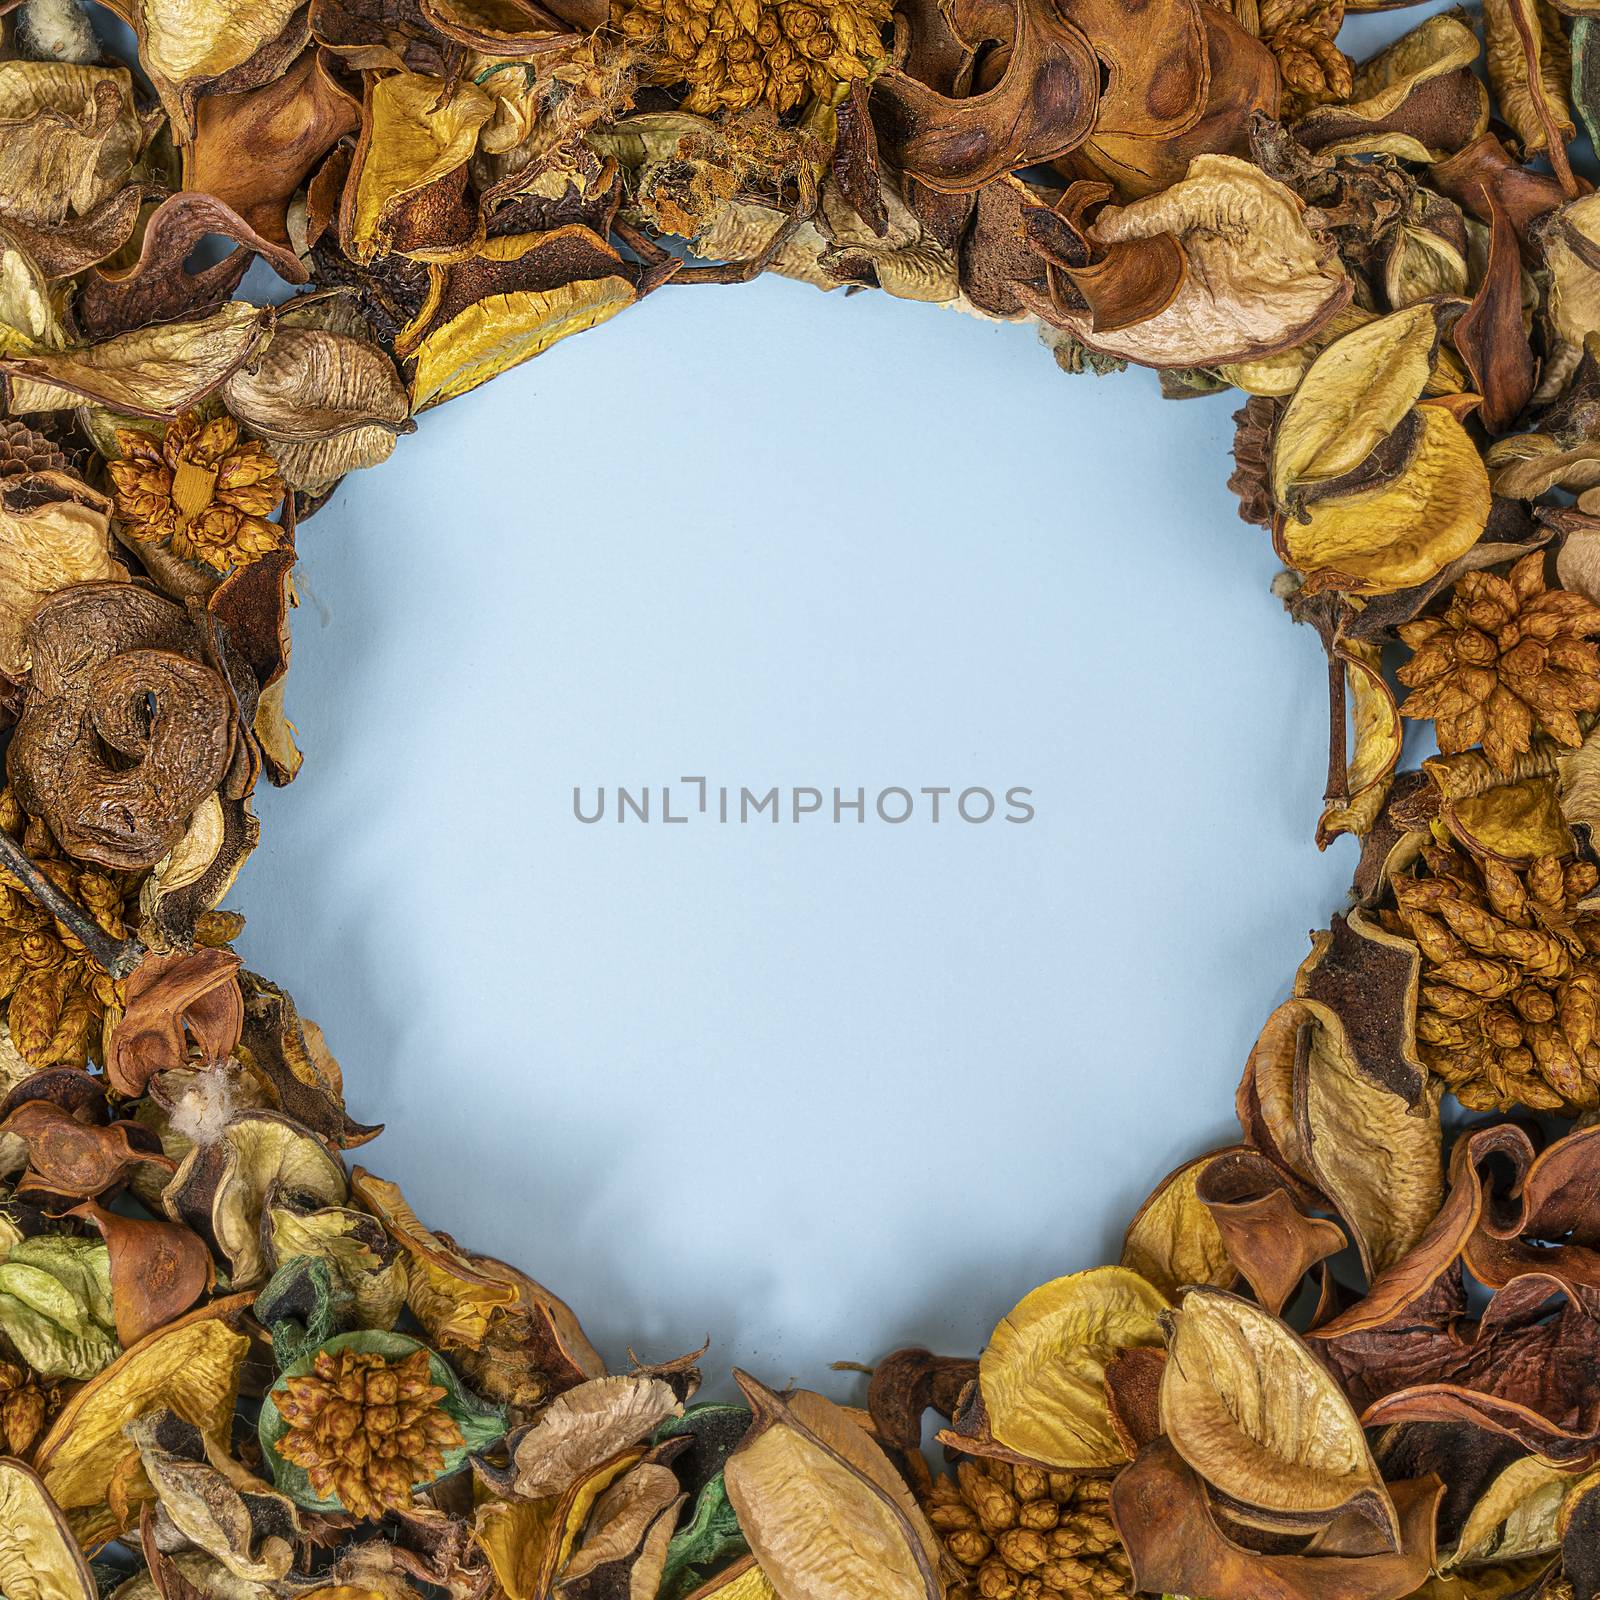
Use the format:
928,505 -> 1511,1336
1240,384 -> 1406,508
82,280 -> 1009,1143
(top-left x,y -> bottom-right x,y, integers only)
0,826 -> 144,979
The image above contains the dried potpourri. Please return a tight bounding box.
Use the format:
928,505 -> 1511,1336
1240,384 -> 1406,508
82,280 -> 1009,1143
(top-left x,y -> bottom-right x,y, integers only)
10,0 -> 1600,1597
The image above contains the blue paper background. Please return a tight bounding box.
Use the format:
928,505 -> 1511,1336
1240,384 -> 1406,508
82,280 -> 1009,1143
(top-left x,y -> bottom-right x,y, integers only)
232,6 -> 1446,1394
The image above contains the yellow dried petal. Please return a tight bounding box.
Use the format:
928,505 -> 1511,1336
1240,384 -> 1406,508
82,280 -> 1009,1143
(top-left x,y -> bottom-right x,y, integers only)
1280,404 -> 1491,593
980,1267 -> 1169,1470
409,276 -> 636,409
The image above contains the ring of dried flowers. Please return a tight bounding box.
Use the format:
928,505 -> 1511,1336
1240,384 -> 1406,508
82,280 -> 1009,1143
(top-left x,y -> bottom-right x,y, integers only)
1,0 -> 1600,1597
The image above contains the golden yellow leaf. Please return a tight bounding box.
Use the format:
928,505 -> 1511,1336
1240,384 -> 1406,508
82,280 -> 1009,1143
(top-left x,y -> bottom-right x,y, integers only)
34,1298 -> 253,1545
1251,995 -> 1443,1279
1425,752 -> 1574,862
979,1266 -> 1169,1469
1546,196 -> 1600,347
0,470 -> 126,680
409,276 -> 636,409
1160,1288 -> 1398,1540
268,1203 -> 409,1330
474,1450 -> 640,1600
1272,305 -> 1439,505
1279,403 -> 1491,593
0,1460 -> 96,1600
135,0 -> 303,90
0,303 -> 274,418
1120,1154 -> 1236,1302
348,73 -> 493,263
1318,640 -> 1402,847
681,1557 -> 778,1600
350,1168 -> 519,1346
1058,156 -> 1349,369
724,1376 -> 943,1600
0,235 -> 62,356
1446,1456 -> 1577,1569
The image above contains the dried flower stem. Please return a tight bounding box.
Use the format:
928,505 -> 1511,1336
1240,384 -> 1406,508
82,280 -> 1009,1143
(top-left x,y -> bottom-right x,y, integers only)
613,220 -> 675,267
1324,648 -> 1349,810
0,827 -> 143,979
671,218 -> 806,285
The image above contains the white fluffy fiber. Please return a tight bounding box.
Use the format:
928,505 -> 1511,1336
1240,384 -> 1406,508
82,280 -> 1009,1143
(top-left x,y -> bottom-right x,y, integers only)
165,1063 -> 242,1148
15,0 -> 98,63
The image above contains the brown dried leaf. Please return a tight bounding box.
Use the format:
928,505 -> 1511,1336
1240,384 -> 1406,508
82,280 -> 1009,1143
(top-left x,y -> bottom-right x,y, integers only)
512,1376 -> 685,1499
107,948 -> 244,1099
1453,195 -> 1536,436
1294,909 -> 1426,1106
1112,1436 -> 1442,1600
1194,1149 -> 1346,1316
1053,156 -> 1350,368
222,325 -> 414,492
871,0 -> 1099,192
68,1198 -> 214,1349
724,1373 -> 943,1600
1295,14 -> 1488,160
78,193 -> 303,338
184,47 -> 360,254
1,1100 -> 175,1200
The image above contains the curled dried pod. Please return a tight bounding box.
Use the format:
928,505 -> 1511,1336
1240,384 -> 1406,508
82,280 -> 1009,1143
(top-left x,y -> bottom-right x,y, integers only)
8,584 -> 238,871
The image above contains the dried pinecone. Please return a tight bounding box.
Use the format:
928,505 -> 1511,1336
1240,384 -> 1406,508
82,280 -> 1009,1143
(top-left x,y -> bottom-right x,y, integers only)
0,1357 -> 57,1456
1206,0 -> 1351,114
1259,0 -> 1352,113
0,420 -> 70,480
1397,553 -> 1600,774
1384,840 -> 1600,1113
273,1345 -> 463,1520
0,789 -> 136,1069
109,413 -> 286,574
613,0 -> 890,113
926,1460 -> 1133,1600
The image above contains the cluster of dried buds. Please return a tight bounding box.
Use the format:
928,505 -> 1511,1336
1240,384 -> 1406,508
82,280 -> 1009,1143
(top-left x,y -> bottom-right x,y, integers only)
4,0 -> 1600,1593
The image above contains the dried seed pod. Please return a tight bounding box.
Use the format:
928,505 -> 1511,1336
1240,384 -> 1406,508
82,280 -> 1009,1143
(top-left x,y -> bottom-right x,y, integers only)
7,584 -> 239,872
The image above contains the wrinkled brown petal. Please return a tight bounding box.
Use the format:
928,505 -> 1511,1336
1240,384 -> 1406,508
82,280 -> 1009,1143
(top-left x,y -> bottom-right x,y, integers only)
1453,194 -> 1537,434
8,584 -> 238,872
107,948 -> 245,1099
871,0 -> 1100,193
67,1198 -> 214,1347
1111,1437 -> 1442,1600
